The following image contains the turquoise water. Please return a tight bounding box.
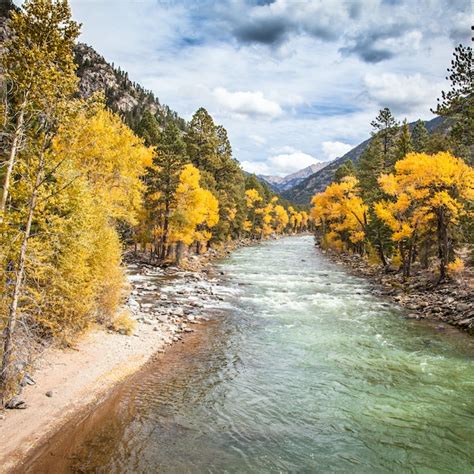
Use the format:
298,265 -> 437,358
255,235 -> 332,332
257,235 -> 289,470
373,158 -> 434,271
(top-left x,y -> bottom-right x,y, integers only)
26,236 -> 474,473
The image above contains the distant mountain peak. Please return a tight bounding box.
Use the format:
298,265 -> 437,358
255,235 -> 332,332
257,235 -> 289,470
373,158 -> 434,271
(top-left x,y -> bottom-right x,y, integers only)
258,161 -> 331,193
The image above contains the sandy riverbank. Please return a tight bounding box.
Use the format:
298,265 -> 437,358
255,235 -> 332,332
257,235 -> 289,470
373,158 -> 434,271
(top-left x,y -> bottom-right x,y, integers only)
0,259 -> 223,472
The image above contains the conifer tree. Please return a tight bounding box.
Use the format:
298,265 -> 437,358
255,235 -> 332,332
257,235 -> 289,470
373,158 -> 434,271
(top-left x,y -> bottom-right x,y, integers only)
334,160 -> 355,182
146,122 -> 188,259
433,44 -> 473,161
393,119 -> 413,162
411,120 -> 430,153
186,109 -> 245,242
135,110 -> 161,147
356,136 -> 391,265
213,125 -> 245,240
186,107 -> 220,188
370,107 -> 399,168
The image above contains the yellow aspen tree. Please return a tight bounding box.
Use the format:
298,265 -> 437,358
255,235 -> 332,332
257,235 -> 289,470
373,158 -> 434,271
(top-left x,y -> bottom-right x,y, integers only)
288,206 -> 298,233
273,204 -> 289,233
261,202 -> 275,237
244,188 -> 262,238
311,177 -> 368,252
0,0 -> 79,220
374,194 -> 429,277
294,212 -> 303,232
377,152 -> 474,281
169,164 -> 219,251
0,0 -> 80,406
51,107 -> 153,224
300,211 -> 309,231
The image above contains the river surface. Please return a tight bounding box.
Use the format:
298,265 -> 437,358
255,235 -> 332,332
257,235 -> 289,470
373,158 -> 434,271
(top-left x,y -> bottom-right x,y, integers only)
25,236 -> 474,473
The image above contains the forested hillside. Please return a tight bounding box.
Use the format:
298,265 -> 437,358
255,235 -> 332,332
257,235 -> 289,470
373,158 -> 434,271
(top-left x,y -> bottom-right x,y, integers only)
74,43 -> 187,131
283,116 -> 448,204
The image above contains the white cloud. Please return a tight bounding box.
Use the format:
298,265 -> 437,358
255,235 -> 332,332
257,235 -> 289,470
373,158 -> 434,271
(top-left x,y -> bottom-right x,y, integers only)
242,150 -> 320,176
363,72 -> 444,113
272,145 -> 298,154
380,30 -> 423,53
214,87 -> 282,118
322,141 -> 353,161
250,134 -> 267,146
241,160 -> 273,175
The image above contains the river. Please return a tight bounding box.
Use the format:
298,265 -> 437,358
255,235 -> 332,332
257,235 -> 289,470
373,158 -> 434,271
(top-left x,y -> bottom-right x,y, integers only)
23,236 -> 474,473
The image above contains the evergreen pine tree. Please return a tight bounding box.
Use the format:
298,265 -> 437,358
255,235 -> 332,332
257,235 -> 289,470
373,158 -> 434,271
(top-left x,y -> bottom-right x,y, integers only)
370,107 -> 399,167
433,44 -> 473,160
411,120 -> 430,153
146,122 -> 189,259
334,160 -> 356,182
393,119 -> 413,163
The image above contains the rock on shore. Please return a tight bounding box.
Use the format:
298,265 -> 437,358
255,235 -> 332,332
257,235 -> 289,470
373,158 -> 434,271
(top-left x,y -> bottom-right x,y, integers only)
323,250 -> 473,333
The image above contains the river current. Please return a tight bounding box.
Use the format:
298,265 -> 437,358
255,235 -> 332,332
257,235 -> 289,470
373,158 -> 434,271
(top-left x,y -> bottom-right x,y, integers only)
25,236 -> 474,473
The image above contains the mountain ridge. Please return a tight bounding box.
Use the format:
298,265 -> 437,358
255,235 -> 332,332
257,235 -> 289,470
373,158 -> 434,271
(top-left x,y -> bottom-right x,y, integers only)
258,162 -> 330,192
282,116 -> 447,204
74,43 -> 187,131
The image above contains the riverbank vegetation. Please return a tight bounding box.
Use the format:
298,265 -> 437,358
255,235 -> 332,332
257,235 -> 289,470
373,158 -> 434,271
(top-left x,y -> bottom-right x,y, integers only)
311,45 -> 473,284
0,0 -> 309,407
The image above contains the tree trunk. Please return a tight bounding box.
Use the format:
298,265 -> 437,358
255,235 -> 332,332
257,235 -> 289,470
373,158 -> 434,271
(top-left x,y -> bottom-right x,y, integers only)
401,241 -> 412,279
437,209 -> 449,282
421,239 -> 429,269
0,107 -> 25,221
176,241 -> 184,265
160,201 -> 170,261
0,151 -> 43,407
405,241 -> 414,278
377,232 -> 388,267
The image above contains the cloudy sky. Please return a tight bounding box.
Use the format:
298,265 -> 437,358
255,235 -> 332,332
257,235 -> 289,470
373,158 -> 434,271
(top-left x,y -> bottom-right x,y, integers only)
67,0 -> 470,176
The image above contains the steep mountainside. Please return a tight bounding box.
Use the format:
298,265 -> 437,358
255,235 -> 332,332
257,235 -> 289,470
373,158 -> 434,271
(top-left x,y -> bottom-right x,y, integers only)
74,43 -> 186,131
259,162 -> 330,192
282,116 -> 446,204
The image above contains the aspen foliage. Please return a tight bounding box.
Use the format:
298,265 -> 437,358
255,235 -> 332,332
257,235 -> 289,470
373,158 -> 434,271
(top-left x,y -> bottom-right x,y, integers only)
311,177 -> 367,252
312,151 -> 473,280
377,152 -> 474,279
51,107 -> 153,224
287,207 -> 310,233
168,164 -> 219,246
274,204 -> 290,233
1,104 -> 152,343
